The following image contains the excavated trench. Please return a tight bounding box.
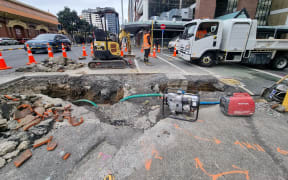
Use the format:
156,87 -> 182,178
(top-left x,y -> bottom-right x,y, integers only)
0,74 -> 240,129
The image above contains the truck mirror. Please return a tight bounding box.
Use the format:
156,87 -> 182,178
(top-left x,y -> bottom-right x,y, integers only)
211,26 -> 217,33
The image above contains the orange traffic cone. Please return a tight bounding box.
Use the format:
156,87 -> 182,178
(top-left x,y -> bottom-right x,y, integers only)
90,43 -> 94,56
157,44 -> 161,53
26,44 -> 37,65
152,45 -> 157,58
120,44 -> 124,57
173,45 -> 177,57
0,51 -> 12,70
82,43 -> 88,57
141,45 -> 144,53
47,43 -> 54,59
62,43 -> 67,58
124,43 -> 128,52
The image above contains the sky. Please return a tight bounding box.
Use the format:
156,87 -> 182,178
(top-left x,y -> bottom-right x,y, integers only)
18,0 -> 129,23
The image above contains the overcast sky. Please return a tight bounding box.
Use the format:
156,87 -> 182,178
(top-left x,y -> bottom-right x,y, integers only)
18,0 -> 129,23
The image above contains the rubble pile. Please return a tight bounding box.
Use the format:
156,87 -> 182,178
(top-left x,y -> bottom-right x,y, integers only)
16,56 -> 85,72
0,94 -> 83,168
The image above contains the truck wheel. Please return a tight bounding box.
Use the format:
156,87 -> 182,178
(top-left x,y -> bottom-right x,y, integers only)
199,52 -> 215,67
272,56 -> 288,70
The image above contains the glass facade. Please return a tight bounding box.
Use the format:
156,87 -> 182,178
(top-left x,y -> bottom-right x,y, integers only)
215,0 -> 238,18
255,0 -> 272,25
148,0 -> 195,18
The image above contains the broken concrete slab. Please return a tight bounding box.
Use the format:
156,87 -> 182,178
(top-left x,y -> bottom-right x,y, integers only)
3,150 -> 20,160
23,118 -> 41,131
17,141 -> 29,151
0,157 -> 5,168
0,118 -> 8,131
34,107 -> 45,116
0,141 -> 18,156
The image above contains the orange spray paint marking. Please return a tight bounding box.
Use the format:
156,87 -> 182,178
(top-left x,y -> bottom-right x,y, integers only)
254,144 -> 265,152
152,149 -> 163,160
277,147 -> 288,155
194,136 -> 211,142
195,157 -> 250,180
145,159 -> 152,170
183,129 -> 193,136
198,120 -> 204,123
214,138 -> 221,145
174,124 -> 180,129
234,141 -> 245,149
242,142 -> 256,150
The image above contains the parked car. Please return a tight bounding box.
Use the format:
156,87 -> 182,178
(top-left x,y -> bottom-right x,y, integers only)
18,38 -> 30,44
0,37 -> 19,45
168,36 -> 180,53
24,34 -> 71,53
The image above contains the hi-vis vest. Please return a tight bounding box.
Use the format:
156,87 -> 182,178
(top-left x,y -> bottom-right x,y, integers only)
143,33 -> 151,49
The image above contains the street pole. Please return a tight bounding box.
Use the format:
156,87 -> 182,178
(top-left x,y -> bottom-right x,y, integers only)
121,0 -> 124,24
161,30 -> 164,54
179,0 -> 182,9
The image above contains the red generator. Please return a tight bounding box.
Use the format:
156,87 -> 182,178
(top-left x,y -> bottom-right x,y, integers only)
220,93 -> 255,116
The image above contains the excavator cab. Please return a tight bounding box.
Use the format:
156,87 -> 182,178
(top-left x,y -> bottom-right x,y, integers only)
93,28 -> 121,60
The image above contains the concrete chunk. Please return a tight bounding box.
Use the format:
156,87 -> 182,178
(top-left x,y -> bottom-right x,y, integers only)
0,141 -> 18,156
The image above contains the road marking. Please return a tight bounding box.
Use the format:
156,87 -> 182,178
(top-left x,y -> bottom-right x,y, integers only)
161,54 -> 258,95
250,68 -> 284,79
157,56 -> 189,75
162,53 -> 220,77
134,58 -> 141,73
238,85 -> 255,96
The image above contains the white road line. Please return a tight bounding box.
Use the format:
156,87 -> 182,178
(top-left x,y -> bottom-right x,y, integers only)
157,56 -> 189,75
162,53 -> 220,77
134,58 -> 141,73
250,68 -> 284,79
239,86 -> 255,96
162,53 -> 256,95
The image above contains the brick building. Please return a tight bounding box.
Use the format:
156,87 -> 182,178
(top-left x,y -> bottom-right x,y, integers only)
0,0 -> 58,40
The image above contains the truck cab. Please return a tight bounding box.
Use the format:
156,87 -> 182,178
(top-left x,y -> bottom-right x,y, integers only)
178,19 -> 265,67
179,19 -> 223,66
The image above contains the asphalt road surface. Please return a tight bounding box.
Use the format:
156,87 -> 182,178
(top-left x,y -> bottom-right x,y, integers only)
0,47 -> 287,95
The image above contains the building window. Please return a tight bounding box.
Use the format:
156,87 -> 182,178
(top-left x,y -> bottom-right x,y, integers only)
255,0 -> 272,26
226,0 -> 238,14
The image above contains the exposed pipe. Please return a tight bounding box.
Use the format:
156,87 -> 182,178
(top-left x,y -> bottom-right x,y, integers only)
120,94 -> 162,102
73,99 -> 98,107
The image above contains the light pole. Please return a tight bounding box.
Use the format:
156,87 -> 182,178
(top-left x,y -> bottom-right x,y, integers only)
121,0 -> 124,24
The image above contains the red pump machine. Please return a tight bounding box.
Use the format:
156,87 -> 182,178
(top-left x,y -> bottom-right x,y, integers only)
220,93 -> 255,116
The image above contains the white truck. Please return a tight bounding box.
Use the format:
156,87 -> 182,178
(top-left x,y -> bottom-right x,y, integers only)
178,18 -> 288,70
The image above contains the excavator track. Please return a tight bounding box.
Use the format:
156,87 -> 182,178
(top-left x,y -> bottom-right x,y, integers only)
88,60 -> 128,69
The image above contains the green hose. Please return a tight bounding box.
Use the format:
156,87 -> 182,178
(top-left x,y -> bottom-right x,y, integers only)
73,99 -> 98,107
120,94 -> 163,102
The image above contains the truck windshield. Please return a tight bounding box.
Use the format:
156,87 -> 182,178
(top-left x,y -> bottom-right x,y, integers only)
183,23 -> 197,39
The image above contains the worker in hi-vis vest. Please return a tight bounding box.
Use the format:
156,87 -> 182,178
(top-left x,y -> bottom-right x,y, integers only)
143,30 -> 151,63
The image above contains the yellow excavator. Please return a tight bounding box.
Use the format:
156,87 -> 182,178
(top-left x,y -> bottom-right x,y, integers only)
88,8 -> 133,69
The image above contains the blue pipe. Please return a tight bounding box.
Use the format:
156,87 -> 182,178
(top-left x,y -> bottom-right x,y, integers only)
73,99 -> 98,107
200,101 -> 220,105
119,94 -> 163,102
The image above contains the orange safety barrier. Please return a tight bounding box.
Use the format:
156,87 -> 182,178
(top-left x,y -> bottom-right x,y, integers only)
47,43 -> 54,59
26,44 -> 37,65
82,43 -> 88,57
0,51 -> 12,70
173,44 -> 177,57
62,43 -> 67,58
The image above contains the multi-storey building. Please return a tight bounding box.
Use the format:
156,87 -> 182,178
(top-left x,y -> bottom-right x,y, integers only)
128,0 -> 276,26
0,0 -> 58,40
81,7 -> 119,35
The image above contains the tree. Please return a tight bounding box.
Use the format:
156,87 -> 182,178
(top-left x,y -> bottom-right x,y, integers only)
57,7 -> 80,36
57,7 -> 94,43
